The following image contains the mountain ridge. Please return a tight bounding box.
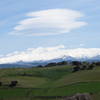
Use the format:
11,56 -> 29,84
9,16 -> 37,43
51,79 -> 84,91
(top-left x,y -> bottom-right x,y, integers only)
0,55 -> 100,68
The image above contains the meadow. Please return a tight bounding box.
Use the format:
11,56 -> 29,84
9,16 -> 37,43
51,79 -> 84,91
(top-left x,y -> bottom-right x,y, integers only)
0,65 -> 100,100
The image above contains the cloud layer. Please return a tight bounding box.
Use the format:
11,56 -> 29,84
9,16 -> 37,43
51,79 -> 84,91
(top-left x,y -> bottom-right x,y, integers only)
10,9 -> 87,36
0,45 -> 100,64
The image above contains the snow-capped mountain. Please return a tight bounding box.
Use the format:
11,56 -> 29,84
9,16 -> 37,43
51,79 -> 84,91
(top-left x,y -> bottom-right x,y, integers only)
0,46 -> 100,68
0,55 -> 100,68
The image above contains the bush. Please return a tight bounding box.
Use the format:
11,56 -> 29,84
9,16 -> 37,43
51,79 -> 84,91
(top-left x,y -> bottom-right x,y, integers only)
9,81 -> 18,88
0,82 -> 2,86
72,66 -> 80,72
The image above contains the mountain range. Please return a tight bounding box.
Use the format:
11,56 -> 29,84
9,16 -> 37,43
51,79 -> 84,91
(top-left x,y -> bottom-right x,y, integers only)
0,55 -> 100,68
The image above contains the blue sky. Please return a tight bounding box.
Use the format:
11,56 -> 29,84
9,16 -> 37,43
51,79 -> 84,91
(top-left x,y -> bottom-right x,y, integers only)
0,0 -> 100,55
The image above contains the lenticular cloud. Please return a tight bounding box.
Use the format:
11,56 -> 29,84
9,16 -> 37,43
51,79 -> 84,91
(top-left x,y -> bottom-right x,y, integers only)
10,9 -> 87,36
0,45 -> 100,64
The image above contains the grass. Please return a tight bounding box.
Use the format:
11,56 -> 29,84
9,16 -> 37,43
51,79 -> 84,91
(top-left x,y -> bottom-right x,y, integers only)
30,81 -> 100,96
0,65 -> 100,99
0,65 -> 72,88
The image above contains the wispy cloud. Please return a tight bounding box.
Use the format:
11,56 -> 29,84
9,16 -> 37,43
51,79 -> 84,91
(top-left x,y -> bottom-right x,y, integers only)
0,45 -> 100,64
10,9 -> 87,36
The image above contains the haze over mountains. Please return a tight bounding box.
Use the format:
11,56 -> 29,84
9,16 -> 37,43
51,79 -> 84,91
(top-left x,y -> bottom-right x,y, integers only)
0,45 -> 100,68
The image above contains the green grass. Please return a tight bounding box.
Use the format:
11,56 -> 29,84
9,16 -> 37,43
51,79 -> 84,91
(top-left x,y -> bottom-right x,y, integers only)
0,65 -> 72,88
30,81 -> 100,96
0,65 -> 100,100
0,65 -> 72,80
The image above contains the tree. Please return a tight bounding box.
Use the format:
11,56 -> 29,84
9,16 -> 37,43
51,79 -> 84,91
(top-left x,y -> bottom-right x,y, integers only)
0,82 -> 2,86
72,66 -> 80,72
87,64 -> 95,70
45,63 -> 57,67
71,61 -> 81,66
9,81 -> 18,88
81,65 -> 87,70
57,61 -> 67,65
37,65 -> 43,67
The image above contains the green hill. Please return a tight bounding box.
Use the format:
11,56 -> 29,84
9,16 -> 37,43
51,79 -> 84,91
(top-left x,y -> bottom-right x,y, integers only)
0,65 -> 100,100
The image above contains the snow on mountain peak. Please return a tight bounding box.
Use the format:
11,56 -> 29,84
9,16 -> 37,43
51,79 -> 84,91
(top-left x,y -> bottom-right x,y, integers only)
0,46 -> 100,64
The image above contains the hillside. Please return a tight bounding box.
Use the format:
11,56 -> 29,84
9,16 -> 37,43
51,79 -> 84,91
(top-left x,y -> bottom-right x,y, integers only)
0,65 -> 100,100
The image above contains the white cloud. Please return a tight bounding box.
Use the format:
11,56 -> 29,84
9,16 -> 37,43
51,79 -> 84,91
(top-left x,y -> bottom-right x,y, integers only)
0,45 -> 100,64
10,9 -> 87,36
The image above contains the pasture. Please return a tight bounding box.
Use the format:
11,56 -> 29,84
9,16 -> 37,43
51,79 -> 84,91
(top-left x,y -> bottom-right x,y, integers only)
0,65 -> 100,100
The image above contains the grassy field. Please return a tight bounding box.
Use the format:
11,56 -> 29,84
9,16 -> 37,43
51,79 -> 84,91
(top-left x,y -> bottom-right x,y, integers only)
0,65 -> 100,100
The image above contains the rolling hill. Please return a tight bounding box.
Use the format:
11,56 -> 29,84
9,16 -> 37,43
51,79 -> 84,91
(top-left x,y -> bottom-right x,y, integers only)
0,64 -> 100,100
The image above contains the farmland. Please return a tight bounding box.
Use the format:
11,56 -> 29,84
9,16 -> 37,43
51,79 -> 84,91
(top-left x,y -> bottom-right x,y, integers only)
0,65 -> 100,100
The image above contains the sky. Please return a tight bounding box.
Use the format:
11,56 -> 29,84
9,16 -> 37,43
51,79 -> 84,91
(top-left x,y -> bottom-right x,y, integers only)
0,0 -> 100,63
